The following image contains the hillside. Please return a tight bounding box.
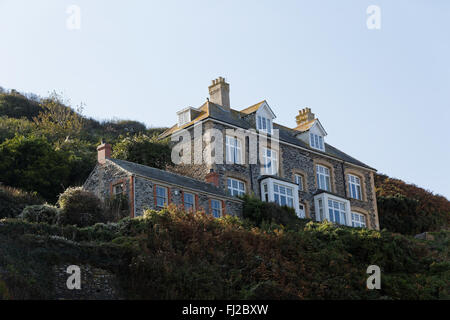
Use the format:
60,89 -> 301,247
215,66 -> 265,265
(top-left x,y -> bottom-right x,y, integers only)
0,87 -> 448,300
375,174 -> 450,235
0,207 -> 448,300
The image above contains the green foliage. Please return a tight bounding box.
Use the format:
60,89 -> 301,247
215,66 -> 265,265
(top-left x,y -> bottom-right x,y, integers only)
19,204 -> 60,224
0,207 -> 448,299
241,194 -> 307,230
103,194 -> 130,222
0,185 -> 42,219
33,92 -> 84,144
0,117 -> 35,143
0,135 -> 71,202
56,187 -> 103,227
375,173 -> 450,235
0,91 -> 42,120
112,133 -> 172,169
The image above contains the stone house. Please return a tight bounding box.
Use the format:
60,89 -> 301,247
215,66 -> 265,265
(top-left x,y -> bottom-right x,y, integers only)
83,144 -> 243,218
84,77 -> 379,230
159,77 -> 380,230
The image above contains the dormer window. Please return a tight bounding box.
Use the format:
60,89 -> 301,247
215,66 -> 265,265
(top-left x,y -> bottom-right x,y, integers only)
257,115 -> 272,134
310,133 -> 324,151
178,111 -> 190,126
255,102 -> 276,134
177,107 -> 200,127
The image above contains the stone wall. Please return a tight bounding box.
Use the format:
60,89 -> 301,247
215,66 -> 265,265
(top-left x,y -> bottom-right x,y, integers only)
167,119 -> 379,229
134,175 -> 243,217
53,264 -> 122,300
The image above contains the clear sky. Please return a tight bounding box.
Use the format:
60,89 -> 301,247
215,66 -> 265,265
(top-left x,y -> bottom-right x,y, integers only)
0,0 -> 449,199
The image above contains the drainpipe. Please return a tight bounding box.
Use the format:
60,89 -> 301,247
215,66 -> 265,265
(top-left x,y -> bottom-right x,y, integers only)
341,161 -> 347,198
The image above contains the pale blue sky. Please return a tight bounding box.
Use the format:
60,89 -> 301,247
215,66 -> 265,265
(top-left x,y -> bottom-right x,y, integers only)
0,0 -> 449,199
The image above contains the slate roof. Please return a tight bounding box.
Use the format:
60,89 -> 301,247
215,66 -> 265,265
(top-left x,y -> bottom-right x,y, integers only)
160,101 -> 375,171
108,158 -> 239,200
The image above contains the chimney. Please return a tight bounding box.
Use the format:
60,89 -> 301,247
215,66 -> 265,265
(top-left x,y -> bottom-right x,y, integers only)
295,107 -> 315,126
208,77 -> 230,111
97,142 -> 112,164
205,169 -> 219,187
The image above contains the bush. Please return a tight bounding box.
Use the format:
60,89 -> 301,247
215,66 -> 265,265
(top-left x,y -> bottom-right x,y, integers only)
19,204 -> 59,224
241,194 -> 305,230
56,187 -> 103,227
103,194 -> 130,222
375,173 -> 450,234
0,185 -> 42,219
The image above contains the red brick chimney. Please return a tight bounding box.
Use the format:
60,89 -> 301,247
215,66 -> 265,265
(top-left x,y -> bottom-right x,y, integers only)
205,169 -> 219,187
97,143 -> 112,164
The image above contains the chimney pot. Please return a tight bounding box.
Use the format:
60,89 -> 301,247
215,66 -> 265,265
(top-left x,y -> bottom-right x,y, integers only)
295,107 -> 315,127
208,76 -> 230,111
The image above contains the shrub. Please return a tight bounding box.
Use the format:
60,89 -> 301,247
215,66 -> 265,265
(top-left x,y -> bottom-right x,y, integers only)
375,173 -> 450,234
56,187 -> 103,227
0,185 -> 42,219
19,204 -> 59,224
241,194 -> 305,230
103,194 -> 130,222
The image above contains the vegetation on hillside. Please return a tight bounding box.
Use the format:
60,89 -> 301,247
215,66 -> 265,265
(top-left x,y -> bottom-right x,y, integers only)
0,87 -> 448,300
0,204 -> 448,300
0,89 -> 169,202
375,174 -> 450,235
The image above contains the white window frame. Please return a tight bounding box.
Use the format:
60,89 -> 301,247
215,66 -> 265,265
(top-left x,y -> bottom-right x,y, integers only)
184,192 -> 195,210
273,183 -> 295,208
257,115 -> 272,134
178,111 -> 190,127
226,135 -> 243,164
210,199 -> 222,218
260,177 -> 300,216
310,133 -> 324,151
316,165 -> 331,191
262,148 -> 278,175
294,174 -> 304,191
155,185 -> 168,208
327,198 -> 347,225
348,174 -> 362,200
351,212 -> 367,228
227,178 -> 245,197
314,193 -> 352,227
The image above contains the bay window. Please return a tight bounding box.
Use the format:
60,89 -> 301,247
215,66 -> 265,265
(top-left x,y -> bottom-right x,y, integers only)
260,177 -> 301,216
273,183 -> 294,208
328,199 -> 347,225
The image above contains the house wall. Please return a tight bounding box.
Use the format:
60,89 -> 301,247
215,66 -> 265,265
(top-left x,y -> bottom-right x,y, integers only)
84,160 -> 243,218
165,118 -> 379,229
134,175 -> 243,217
83,162 -> 131,204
